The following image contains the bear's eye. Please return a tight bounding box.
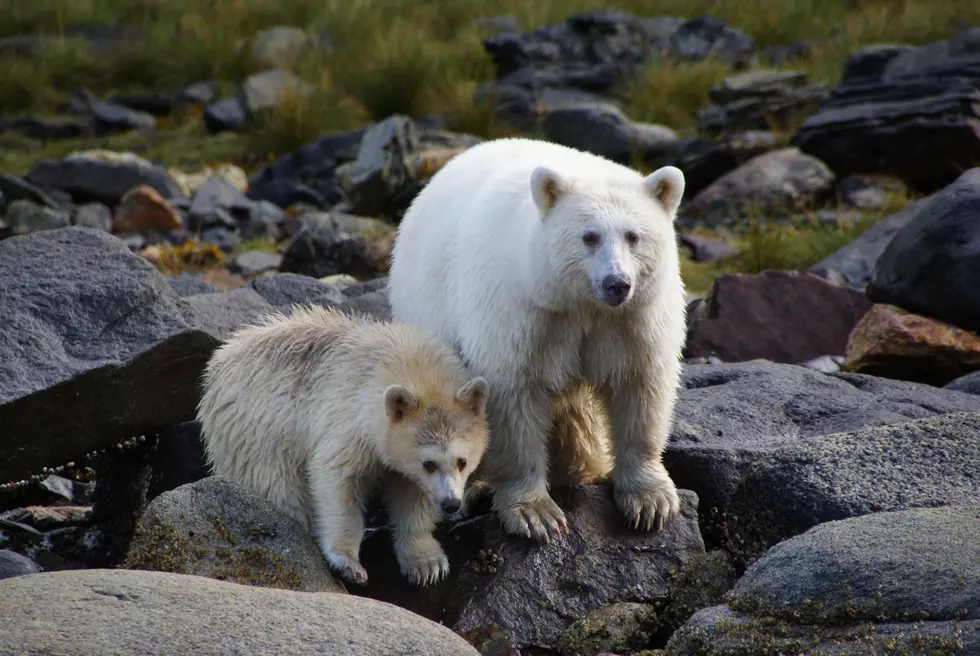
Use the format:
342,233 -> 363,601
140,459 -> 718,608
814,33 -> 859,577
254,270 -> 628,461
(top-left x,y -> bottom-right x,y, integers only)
582,232 -> 600,247
457,458 -> 467,471
423,461 -> 437,474
625,231 -> 640,246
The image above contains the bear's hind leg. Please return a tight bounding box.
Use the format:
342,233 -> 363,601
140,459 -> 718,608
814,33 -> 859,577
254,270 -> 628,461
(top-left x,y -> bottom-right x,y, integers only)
384,472 -> 449,586
548,384 -> 613,487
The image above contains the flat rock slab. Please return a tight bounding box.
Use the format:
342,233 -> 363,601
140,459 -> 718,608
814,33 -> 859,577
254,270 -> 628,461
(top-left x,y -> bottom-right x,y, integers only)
0,227 -> 221,484
665,505 -> 980,655
356,486 -> 705,651
0,568 -> 481,656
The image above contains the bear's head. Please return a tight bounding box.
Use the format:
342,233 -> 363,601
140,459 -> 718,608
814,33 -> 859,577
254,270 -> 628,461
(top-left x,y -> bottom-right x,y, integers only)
381,376 -> 489,516
529,163 -> 685,310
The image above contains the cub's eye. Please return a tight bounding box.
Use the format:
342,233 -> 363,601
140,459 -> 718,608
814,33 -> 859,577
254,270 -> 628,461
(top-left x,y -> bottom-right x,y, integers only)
457,458 -> 467,471
423,461 -> 437,474
582,232 -> 600,246
625,231 -> 640,246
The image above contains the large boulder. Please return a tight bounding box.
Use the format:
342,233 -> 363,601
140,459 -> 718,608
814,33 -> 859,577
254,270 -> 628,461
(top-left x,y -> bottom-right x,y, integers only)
0,569 -> 482,656
0,227 -> 221,485
665,505 -> 980,655
867,167 -> 980,333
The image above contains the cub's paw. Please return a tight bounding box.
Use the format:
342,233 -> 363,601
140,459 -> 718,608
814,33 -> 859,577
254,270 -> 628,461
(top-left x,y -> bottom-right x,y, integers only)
324,550 -> 369,586
614,476 -> 681,533
397,544 -> 450,587
497,494 -> 568,543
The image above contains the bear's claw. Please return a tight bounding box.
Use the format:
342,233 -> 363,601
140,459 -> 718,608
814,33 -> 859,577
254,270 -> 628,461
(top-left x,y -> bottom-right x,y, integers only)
398,546 -> 450,587
325,551 -> 369,585
498,495 -> 568,543
614,477 -> 681,533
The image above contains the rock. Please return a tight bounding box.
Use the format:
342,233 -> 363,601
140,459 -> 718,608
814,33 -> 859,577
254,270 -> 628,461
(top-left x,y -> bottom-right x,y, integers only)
24,150 -> 185,207
4,198 -> 71,235
791,44 -> 980,193
557,603 -> 658,656
683,147 -> 834,225
841,44 -> 916,83
238,68 -> 314,120
724,411 -> 980,562
166,273 -> 220,297
247,272 -> 343,312
336,115 -> 421,220
203,97 -> 248,134
0,568 -> 482,656
335,286 -> 392,322
108,91 -> 175,117
798,354 -> 844,374
250,26 -> 328,69
186,175 -> 252,232
5,116 -> 86,140
113,184 -> 184,233
666,17 -> 754,66
665,505 -> 980,655
657,550 -> 737,637
542,103 -> 677,165
946,370 -> 980,396
0,550 -> 40,579
175,80 -> 220,107
664,362 -> 980,528
837,174 -> 907,210
458,625 -> 521,656
168,163 -> 249,198
683,271 -> 871,363
677,232 -> 740,263
126,476 -> 343,593
665,131 -> 777,202
357,486 -> 705,651
867,167 -> 980,332
318,273 -> 359,288
0,227 -> 222,484
229,250 -> 283,277
182,287 -> 276,340
72,202 -> 113,232
0,172 -> 69,211
697,70 -> 829,138
146,421 -> 210,502
280,224 -> 379,280
843,304 -> 980,386
74,88 -> 156,134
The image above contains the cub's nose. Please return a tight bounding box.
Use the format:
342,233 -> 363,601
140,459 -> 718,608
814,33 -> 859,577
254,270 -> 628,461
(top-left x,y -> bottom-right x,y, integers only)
602,275 -> 632,306
441,498 -> 462,514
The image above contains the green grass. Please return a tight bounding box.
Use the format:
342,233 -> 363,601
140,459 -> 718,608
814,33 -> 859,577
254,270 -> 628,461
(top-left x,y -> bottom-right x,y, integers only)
1,0 -> 973,287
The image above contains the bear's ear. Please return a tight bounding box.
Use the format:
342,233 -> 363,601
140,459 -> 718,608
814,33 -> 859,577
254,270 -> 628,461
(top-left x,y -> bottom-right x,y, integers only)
530,166 -> 571,214
384,385 -> 419,422
643,166 -> 686,218
455,376 -> 488,416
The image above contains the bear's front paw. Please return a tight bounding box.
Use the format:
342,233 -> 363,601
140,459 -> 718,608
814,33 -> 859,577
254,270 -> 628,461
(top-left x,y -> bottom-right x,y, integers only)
497,494 -> 568,543
324,550 -> 369,586
615,476 -> 681,532
397,544 -> 450,587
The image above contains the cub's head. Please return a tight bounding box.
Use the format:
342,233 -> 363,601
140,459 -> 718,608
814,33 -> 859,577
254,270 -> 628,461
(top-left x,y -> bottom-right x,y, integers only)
529,163 -> 685,310
381,377 -> 489,516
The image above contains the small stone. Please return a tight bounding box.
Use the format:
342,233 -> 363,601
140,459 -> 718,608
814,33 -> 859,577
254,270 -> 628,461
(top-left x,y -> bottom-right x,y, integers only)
113,185 -> 184,233
72,202 -> 113,232
4,199 -> 71,235
229,250 -> 283,277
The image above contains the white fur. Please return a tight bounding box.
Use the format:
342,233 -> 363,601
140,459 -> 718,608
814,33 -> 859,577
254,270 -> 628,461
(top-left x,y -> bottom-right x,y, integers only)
197,305 -> 489,586
388,137 -> 688,542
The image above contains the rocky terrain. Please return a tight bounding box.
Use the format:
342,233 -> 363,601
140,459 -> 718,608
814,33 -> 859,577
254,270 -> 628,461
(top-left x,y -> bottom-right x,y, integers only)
2,5 -> 980,656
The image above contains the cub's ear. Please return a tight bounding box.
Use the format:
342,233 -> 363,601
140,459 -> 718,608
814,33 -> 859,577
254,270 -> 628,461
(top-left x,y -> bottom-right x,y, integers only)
455,377 -> 488,417
384,385 -> 419,422
530,166 -> 572,215
643,166 -> 686,219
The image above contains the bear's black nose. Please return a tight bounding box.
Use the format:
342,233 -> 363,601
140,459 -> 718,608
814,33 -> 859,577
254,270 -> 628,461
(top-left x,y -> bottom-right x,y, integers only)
441,499 -> 462,514
602,275 -> 632,305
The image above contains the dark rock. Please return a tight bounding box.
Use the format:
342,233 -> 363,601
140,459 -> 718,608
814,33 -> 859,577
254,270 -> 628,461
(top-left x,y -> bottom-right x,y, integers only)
665,131 -> 777,201
7,117 -> 86,140
557,603 -> 658,656
666,505 -> 980,655
677,232 -> 739,263
107,91 -> 174,117
203,97 -> 248,134
666,17 -> 754,66
246,178 -> 331,210
657,550 -> 737,638
165,273 -> 220,297
664,362 -> 980,527
24,152 -> 185,207
683,270 -> 871,363
247,272 -> 342,312
146,421 -> 210,502
946,370 -> 980,396
0,550 -> 40,580
229,250 -> 283,276
683,147 -> 834,225
357,486 -> 705,651
4,199 -> 71,235
126,476 -> 343,593
241,200 -> 284,241
183,287 -> 276,340
0,227 -> 222,484
335,287 -> 392,322
72,202 -> 113,232
336,115 -> 421,220
0,173 -> 69,211
542,103 -> 677,165
0,568 -> 482,655
199,227 -> 241,253
341,276 -> 389,298
841,44 -> 915,83
74,89 -> 156,134
791,51 -> 980,193
867,167 -> 980,332
280,225 -> 376,280
698,70 -> 829,138
187,176 -> 252,232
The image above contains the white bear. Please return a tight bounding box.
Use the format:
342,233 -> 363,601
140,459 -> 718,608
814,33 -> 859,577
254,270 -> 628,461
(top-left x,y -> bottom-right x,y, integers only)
387,137 -> 688,543
197,305 -> 490,586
